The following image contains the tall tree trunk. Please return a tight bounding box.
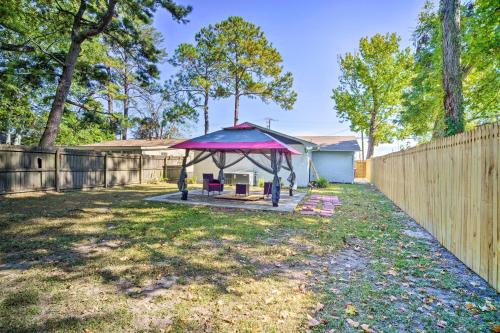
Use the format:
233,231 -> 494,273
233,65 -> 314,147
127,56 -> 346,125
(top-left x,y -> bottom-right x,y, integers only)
107,93 -> 113,114
203,91 -> 209,134
440,0 -> 464,136
366,112 -> 377,159
234,95 -> 240,126
360,130 -> 365,160
122,65 -> 129,140
106,67 -> 113,114
38,0 -> 117,147
366,135 -> 375,159
234,95 -> 239,126
38,41 -> 82,147
5,116 -> 11,144
234,77 -> 240,126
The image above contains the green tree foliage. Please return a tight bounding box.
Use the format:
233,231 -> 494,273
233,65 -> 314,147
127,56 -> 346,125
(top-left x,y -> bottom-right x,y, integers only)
401,2 -> 445,139
213,17 -> 297,126
56,111 -> 116,145
461,0 -> 500,125
132,85 -> 197,140
0,0 -> 191,147
331,33 -> 413,158
401,0 -> 499,139
106,26 -> 167,140
169,26 -> 224,134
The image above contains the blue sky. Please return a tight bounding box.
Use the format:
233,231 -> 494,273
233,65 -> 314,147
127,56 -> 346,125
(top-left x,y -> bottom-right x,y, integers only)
153,0 -> 431,155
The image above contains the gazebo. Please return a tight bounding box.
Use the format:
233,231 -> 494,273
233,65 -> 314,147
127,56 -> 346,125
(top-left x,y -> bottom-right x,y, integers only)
170,122 -> 300,207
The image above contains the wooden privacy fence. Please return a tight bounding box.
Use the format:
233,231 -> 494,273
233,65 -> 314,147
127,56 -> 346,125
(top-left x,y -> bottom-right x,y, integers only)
0,145 -> 182,194
366,124 -> 499,291
354,160 -> 366,178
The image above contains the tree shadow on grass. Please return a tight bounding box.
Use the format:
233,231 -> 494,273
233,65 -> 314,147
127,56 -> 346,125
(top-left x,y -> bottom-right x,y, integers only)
1,312 -> 120,333
0,184 -> 364,331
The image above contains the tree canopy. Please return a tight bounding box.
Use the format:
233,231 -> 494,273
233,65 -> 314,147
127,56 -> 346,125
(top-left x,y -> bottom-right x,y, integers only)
213,16 -> 297,126
0,0 -> 192,146
168,26 -> 224,134
166,16 -> 297,130
331,33 -> 412,158
400,0 -> 499,140
333,0 -> 499,152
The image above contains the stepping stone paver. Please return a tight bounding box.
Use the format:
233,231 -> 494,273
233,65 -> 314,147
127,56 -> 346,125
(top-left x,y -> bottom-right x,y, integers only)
298,194 -> 340,217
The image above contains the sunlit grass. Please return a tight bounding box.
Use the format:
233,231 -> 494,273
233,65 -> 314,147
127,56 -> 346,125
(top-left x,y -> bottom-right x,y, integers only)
0,183 -> 497,332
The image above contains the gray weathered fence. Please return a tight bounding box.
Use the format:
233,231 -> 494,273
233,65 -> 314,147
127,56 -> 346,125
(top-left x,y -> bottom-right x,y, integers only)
0,145 -> 182,194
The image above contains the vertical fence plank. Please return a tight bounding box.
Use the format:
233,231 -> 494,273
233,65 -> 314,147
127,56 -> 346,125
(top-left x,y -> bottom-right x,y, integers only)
139,155 -> 143,184
104,153 -> 108,188
55,149 -> 60,192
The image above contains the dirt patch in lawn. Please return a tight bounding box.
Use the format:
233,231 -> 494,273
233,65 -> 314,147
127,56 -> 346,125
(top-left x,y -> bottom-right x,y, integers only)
74,238 -> 129,256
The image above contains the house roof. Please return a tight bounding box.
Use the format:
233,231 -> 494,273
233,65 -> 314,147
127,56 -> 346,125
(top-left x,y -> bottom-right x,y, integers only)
81,138 -> 185,149
240,122 -> 317,147
298,136 -> 360,152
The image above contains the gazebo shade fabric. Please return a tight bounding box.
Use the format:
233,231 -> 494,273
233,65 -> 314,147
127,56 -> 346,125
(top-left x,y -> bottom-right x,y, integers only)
170,127 -> 301,155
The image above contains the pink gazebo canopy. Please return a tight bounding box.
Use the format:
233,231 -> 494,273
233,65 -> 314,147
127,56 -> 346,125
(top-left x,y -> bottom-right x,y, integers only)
170,122 -> 301,155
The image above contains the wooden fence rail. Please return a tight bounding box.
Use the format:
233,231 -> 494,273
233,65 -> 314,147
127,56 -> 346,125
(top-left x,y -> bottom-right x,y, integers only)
366,124 -> 499,291
0,145 -> 182,194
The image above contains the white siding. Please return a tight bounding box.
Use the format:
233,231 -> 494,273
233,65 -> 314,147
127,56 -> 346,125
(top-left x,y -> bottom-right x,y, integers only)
311,151 -> 354,183
142,148 -> 186,156
192,144 -> 311,187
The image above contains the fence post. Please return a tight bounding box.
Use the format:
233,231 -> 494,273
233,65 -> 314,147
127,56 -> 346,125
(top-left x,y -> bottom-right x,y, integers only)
55,149 -> 60,192
103,153 -> 108,188
139,155 -> 143,184
163,156 -> 167,181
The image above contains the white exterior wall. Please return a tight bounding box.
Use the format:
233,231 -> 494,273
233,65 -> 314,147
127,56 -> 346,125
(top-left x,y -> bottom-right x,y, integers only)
192,144 -> 311,187
140,148 -> 186,156
311,151 -> 354,183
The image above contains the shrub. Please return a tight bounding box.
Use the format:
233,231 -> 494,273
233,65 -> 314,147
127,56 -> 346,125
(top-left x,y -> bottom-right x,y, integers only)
316,177 -> 329,188
186,177 -> 197,184
258,178 -> 265,187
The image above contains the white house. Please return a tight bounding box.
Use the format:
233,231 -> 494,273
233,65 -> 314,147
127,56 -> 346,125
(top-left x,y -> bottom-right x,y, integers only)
192,124 -> 360,187
299,136 -> 360,184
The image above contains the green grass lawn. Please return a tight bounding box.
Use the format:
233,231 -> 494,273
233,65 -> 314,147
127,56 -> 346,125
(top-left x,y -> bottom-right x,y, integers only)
0,183 -> 498,332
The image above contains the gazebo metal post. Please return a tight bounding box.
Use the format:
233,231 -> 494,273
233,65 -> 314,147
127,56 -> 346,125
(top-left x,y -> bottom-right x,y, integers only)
177,149 -> 215,200
263,152 -> 295,196
178,149 -> 190,195
285,152 -> 295,196
270,150 -> 283,207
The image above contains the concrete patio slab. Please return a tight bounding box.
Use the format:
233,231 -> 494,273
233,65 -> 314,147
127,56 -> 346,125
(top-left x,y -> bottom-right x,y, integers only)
145,189 -> 306,213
